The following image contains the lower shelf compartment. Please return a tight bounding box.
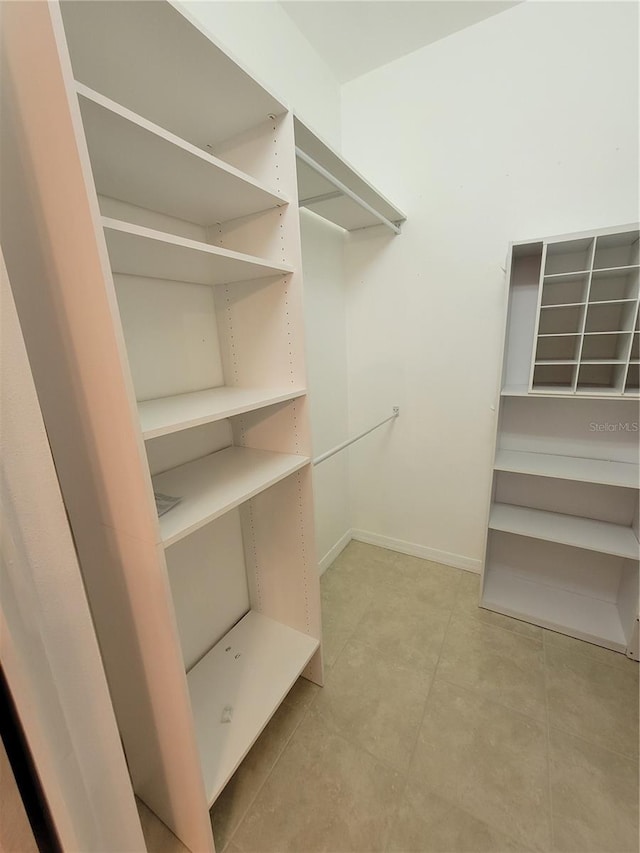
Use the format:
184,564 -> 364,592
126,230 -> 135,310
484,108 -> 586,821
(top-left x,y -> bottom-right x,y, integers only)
482,565 -> 628,651
187,610 -> 319,806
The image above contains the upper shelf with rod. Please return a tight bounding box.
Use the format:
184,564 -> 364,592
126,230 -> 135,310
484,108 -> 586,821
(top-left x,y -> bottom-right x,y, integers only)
294,116 -> 406,235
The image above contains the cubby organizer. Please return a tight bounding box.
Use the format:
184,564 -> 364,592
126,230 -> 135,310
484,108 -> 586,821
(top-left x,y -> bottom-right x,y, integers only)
483,225 -> 640,659
528,230 -> 640,395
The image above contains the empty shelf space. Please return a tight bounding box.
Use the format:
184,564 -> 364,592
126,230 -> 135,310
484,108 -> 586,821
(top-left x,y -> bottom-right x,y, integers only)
188,610 -> 319,806
576,361 -> 627,394
532,362 -> 575,390
580,332 -> 632,362
593,230 -> 640,271
589,267 -> 639,302
62,2 -> 287,153
584,299 -> 636,333
77,84 -> 287,226
294,116 -> 405,234
489,503 -> 639,559
494,450 -> 639,488
544,238 -> 594,276
153,447 -> 309,546
139,387 -> 306,439
541,274 -> 588,306
482,567 -> 627,651
103,218 -> 293,286
537,304 -> 584,335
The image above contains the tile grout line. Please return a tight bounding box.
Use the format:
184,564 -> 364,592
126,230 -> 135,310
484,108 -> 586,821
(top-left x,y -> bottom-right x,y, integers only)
220,691 -> 317,853
542,631 -> 556,852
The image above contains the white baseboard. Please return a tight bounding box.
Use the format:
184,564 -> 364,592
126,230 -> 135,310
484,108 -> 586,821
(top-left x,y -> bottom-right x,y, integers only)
318,529 -> 353,575
351,529 -> 482,574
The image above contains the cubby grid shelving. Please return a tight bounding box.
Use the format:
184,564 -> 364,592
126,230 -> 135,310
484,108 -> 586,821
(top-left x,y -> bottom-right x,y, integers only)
482,225 -> 640,659
529,231 -> 639,395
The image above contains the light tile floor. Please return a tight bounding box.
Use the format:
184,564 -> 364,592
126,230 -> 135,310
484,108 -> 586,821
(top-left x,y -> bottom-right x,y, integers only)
141,542 -> 639,853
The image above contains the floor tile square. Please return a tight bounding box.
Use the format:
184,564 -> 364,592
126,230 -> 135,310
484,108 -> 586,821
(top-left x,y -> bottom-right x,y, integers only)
438,615 -> 547,721
545,643 -> 639,758
549,727 -> 639,852
313,639 -> 433,772
408,679 -> 551,850
231,710 -> 402,852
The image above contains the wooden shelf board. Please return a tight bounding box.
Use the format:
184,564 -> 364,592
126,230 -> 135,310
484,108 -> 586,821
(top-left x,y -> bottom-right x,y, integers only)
494,449 -> 639,489
540,302 -> 585,310
78,85 -> 287,226
543,270 -> 590,279
489,503 -> 639,560
187,610 -> 319,806
140,387 -> 306,439
482,566 -> 627,651
62,2 -> 287,151
534,360 -> 577,365
103,218 -> 293,286
153,447 -> 309,547
592,264 -> 640,275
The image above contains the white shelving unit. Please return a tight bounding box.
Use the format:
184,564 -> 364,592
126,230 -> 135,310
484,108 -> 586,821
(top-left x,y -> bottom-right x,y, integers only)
482,225 -> 640,657
294,115 -> 406,233
2,3 -> 350,851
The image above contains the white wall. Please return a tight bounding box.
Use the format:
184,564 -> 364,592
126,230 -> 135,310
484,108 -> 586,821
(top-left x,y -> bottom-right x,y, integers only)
179,0 -> 341,146
341,1 -> 639,570
179,1 -> 353,568
299,209 -> 351,568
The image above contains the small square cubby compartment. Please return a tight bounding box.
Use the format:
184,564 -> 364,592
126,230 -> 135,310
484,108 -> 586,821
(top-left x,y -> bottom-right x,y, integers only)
577,362 -> 626,393
535,334 -> 579,362
584,299 -> 636,334
580,331 -> 632,361
588,268 -> 639,303
593,230 -> 640,270
538,304 -> 584,335
540,273 -> 588,306
532,363 -> 575,390
625,363 -> 639,393
544,238 -> 594,276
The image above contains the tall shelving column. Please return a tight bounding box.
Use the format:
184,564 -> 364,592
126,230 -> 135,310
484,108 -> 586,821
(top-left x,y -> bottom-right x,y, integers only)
2,2 -> 322,851
482,225 -> 640,657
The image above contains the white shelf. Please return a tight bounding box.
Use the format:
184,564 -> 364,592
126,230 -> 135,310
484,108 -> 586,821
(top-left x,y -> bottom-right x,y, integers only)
188,610 -> 319,806
103,218 -> 293,287
489,503 -> 639,560
78,85 -> 287,226
62,1 -> 287,151
494,449 -> 639,489
153,447 -> 309,547
139,387 -> 306,440
482,567 -> 627,651
294,116 -> 405,233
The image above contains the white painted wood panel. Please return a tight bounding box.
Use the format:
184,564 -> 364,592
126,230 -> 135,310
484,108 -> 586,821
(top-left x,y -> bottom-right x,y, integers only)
104,218 -> 293,286
187,610 -> 319,805
61,2 -> 287,151
153,447 -> 309,546
494,449 -> 639,488
139,386 -> 306,439
489,502 -> 638,559
166,510 -> 250,671
483,566 -> 627,650
114,274 -> 225,402
77,87 -> 286,226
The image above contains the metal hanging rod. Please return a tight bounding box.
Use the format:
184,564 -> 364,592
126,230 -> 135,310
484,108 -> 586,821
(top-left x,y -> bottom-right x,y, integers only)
313,407 -> 400,466
295,147 -> 403,235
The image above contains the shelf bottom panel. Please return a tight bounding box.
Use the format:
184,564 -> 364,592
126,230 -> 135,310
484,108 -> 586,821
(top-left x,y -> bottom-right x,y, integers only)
187,610 -> 319,806
482,566 -> 627,651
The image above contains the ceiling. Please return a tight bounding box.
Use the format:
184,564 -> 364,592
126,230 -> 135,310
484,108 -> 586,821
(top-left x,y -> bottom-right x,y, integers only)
280,1 -> 521,83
